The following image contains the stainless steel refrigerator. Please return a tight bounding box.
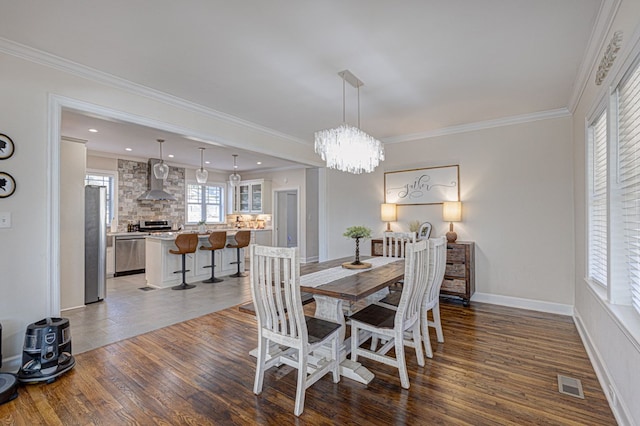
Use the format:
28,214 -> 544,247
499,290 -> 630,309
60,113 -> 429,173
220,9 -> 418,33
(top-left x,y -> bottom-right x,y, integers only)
85,185 -> 107,304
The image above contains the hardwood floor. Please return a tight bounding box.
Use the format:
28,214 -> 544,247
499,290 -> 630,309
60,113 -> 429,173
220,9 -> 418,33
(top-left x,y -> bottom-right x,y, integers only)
1,300 -> 615,425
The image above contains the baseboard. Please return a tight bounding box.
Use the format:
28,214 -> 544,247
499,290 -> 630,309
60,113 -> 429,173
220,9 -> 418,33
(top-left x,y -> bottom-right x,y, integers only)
573,310 -> 632,426
471,292 -> 573,315
301,256 -> 319,264
0,354 -> 22,373
60,304 -> 85,312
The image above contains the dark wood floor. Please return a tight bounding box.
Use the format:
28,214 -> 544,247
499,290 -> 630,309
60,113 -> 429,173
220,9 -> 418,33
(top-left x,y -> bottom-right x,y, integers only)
1,300 -> 615,425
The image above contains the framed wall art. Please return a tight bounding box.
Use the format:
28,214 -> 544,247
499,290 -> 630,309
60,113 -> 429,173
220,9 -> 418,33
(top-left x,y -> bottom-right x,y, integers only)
384,165 -> 459,205
0,134 -> 15,160
0,172 -> 16,198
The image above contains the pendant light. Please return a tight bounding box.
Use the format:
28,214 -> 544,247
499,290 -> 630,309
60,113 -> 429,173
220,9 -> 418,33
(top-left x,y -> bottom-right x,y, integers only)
229,154 -> 242,186
153,138 -> 169,180
195,147 -> 208,184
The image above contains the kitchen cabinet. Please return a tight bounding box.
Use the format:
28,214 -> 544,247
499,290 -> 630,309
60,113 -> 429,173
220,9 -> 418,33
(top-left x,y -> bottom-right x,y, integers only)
230,179 -> 271,214
106,246 -> 115,277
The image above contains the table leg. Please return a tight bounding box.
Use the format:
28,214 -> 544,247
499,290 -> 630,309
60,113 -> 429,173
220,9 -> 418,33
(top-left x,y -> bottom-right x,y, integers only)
312,295 -> 375,385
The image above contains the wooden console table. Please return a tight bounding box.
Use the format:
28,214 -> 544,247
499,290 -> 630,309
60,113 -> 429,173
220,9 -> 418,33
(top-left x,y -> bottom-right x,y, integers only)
371,238 -> 475,306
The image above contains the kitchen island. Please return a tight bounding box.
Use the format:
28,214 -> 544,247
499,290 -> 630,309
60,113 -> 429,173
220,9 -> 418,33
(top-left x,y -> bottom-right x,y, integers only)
144,229 -> 271,288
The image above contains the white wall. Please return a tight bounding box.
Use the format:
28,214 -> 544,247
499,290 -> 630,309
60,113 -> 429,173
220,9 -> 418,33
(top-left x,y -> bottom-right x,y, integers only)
60,139 -> 87,310
571,0 -> 640,423
319,117 -> 575,309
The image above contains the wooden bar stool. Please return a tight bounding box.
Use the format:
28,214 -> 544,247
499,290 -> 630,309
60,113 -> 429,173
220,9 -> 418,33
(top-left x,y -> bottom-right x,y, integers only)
200,231 -> 227,283
227,230 -> 251,278
169,233 -> 199,290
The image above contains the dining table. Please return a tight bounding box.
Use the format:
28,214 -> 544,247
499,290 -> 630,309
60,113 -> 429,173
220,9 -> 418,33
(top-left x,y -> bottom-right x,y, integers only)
299,256 -> 405,384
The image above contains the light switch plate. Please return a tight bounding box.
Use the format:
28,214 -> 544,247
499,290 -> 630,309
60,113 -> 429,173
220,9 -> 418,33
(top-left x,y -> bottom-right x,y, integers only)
0,212 -> 11,228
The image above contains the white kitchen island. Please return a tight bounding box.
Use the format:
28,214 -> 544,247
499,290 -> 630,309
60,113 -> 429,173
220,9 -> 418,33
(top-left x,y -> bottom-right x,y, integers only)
145,229 -> 272,288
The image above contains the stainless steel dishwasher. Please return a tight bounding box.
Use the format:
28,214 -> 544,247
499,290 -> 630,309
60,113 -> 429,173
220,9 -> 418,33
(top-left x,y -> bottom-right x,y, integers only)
114,234 -> 146,276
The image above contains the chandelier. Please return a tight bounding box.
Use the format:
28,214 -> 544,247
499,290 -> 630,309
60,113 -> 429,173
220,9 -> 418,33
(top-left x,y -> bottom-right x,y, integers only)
314,70 -> 384,174
195,147 -> 208,184
229,154 -> 241,186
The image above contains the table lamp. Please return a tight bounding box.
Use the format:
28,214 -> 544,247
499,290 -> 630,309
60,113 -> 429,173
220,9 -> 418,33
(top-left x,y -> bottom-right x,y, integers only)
381,203 -> 397,232
442,201 -> 462,243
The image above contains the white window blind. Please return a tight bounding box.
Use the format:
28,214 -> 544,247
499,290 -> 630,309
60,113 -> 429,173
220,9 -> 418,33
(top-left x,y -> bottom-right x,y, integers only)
588,110 -> 608,286
617,61 -> 640,314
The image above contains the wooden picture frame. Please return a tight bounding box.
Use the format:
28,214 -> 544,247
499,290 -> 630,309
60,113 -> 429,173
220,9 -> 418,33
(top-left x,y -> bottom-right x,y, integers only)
384,165 -> 459,205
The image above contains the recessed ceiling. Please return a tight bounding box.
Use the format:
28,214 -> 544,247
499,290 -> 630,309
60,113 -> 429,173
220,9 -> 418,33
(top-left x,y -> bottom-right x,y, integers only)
0,1 -> 602,169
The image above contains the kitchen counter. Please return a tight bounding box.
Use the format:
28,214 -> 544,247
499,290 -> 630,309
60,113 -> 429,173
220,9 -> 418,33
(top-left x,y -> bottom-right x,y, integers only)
144,228 -> 271,241
144,229 -> 272,288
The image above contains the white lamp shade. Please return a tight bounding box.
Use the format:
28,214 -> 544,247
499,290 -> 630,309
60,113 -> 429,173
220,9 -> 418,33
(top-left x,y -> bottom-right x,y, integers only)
442,201 -> 462,222
380,203 -> 397,222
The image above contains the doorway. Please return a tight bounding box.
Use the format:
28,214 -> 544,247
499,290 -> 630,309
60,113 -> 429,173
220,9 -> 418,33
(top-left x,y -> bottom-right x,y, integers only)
274,189 -> 299,248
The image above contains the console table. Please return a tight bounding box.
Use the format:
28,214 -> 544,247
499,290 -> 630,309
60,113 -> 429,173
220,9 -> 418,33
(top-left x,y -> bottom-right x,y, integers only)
371,238 -> 475,306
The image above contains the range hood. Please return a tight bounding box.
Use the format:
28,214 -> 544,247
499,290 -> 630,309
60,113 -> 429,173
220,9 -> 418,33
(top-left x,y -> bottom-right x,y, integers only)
137,159 -> 176,201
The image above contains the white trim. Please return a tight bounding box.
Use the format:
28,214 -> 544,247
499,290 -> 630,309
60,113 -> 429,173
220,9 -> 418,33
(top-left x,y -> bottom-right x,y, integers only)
0,37 -> 309,148
382,108 -> 571,144
48,94 -> 62,316
471,292 -> 573,316
568,0 -> 622,112
573,310 -> 632,426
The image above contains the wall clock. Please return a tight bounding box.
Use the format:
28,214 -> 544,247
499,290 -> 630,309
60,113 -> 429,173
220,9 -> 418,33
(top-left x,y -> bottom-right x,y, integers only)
0,172 -> 16,198
0,134 -> 14,160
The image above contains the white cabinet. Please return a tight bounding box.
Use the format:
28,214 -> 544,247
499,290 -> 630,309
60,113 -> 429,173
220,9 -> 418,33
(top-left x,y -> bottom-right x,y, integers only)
106,246 -> 115,277
231,179 -> 271,214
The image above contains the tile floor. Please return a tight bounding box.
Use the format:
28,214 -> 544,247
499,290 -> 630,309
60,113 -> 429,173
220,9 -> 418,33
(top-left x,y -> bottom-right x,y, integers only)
63,273 -> 252,354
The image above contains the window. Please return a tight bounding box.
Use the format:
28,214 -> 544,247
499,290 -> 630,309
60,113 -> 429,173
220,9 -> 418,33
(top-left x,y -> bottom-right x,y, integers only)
617,61 -> 640,314
85,172 -> 115,226
587,109 -> 607,287
186,183 -> 224,224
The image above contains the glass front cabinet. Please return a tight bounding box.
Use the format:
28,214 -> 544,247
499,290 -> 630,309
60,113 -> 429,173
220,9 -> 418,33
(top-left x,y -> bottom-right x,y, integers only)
230,179 -> 271,214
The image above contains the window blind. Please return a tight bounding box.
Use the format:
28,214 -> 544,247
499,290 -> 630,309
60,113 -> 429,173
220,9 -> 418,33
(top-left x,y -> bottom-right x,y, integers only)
617,62 -> 640,314
588,110 -> 607,286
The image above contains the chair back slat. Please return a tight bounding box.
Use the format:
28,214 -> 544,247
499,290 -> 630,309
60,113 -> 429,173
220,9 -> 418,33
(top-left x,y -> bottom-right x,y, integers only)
382,231 -> 416,258
250,245 -> 306,344
425,237 -> 447,306
395,240 -> 430,326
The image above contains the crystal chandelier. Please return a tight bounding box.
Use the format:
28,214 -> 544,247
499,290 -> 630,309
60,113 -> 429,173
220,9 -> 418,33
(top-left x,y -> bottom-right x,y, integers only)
153,139 -> 169,179
314,70 -> 384,174
195,147 -> 208,184
229,154 -> 241,186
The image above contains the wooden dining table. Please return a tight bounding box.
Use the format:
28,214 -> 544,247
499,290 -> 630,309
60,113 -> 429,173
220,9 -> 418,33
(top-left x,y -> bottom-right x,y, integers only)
299,256 -> 405,384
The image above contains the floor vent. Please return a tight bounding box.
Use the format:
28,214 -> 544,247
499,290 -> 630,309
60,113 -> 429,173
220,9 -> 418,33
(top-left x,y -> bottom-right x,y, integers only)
138,287 -> 156,292
557,375 -> 584,399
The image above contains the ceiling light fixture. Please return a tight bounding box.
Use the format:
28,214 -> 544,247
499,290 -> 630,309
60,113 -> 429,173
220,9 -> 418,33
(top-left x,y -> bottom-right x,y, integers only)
314,70 -> 384,174
153,138 -> 169,180
88,128 -> 98,133
229,154 -> 242,186
196,147 -> 208,184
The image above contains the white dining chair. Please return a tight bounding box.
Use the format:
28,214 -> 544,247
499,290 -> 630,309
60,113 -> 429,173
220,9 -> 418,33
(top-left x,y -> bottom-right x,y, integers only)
382,231 -> 416,258
376,236 -> 447,358
250,244 -> 341,417
349,239 -> 431,389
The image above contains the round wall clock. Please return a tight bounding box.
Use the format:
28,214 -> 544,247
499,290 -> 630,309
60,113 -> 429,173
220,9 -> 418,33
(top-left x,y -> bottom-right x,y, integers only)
0,172 -> 16,198
0,134 -> 15,160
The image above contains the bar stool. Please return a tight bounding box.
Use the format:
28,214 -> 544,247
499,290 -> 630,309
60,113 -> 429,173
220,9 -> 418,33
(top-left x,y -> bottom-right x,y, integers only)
170,233 -> 199,290
227,230 -> 251,278
200,231 -> 227,283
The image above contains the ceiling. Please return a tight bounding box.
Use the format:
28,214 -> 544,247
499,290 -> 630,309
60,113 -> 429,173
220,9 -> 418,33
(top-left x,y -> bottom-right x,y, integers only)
0,1 -> 602,171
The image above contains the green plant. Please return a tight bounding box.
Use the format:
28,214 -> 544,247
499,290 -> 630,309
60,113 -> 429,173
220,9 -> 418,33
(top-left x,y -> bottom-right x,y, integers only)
343,225 -> 372,239
198,220 -> 206,225
343,226 -> 372,265
409,220 -> 421,233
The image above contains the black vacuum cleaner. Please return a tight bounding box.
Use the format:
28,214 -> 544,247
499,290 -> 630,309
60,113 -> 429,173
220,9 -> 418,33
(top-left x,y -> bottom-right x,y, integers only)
17,317 -> 75,384
0,323 -> 19,405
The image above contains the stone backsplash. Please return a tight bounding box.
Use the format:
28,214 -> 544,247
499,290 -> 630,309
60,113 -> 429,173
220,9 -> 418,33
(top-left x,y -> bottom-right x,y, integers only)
116,159 -> 185,231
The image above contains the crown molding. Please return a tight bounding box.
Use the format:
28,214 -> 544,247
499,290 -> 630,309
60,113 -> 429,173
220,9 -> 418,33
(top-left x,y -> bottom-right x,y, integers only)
0,37 -> 309,146
567,0 -> 622,113
382,108 -> 571,144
